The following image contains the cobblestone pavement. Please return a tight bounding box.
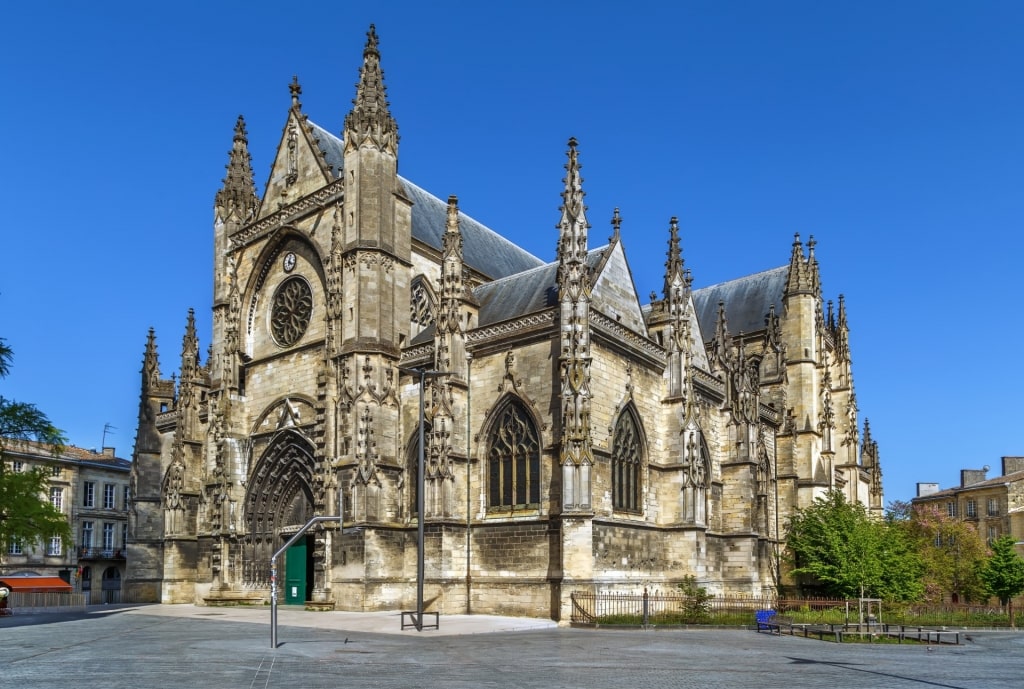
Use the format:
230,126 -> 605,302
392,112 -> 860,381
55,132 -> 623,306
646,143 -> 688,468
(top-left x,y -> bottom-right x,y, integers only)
2,605 -> 1023,689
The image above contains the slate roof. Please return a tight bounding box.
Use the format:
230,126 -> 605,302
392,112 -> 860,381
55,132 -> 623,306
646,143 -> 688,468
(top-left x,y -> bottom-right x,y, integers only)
692,266 -> 789,339
307,122 -> 544,280
400,179 -> 544,279
475,248 -> 607,327
3,440 -> 130,468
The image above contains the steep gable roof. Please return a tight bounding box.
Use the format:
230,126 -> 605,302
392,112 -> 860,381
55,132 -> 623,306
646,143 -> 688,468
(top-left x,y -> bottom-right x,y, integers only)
589,241 -> 647,335
692,266 -> 789,339
305,122 -> 544,280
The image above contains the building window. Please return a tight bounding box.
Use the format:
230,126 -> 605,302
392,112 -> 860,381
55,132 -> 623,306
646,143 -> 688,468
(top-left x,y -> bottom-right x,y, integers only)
8,540 -> 23,555
102,523 -> 115,552
123,485 -> 130,509
988,498 -> 999,516
51,465 -> 62,477
12,460 -> 23,472
104,484 -> 116,510
966,499 -> 977,518
84,481 -> 96,508
612,407 -> 643,511
946,501 -> 957,517
50,487 -> 64,512
81,521 -> 94,549
47,536 -> 62,556
487,399 -> 540,508
988,525 -> 1000,543
122,523 -> 128,549
934,532 -> 943,548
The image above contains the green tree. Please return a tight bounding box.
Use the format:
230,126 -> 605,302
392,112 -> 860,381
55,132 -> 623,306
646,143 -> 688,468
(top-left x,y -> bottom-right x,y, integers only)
786,490 -> 922,601
901,503 -> 988,603
0,337 -> 72,553
979,535 -> 1024,626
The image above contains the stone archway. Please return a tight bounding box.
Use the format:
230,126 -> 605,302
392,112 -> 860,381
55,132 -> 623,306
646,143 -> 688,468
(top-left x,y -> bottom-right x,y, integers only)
241,430 -> 317,586
101,566 -> 121,603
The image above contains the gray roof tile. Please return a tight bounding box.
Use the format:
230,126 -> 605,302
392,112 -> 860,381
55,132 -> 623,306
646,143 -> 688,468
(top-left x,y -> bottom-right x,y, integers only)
307,121 -> 544,280
692,266 -> 789,338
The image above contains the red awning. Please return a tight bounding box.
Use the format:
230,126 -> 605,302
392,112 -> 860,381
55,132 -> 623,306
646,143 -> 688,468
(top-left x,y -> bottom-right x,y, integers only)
0,576 -> 73,593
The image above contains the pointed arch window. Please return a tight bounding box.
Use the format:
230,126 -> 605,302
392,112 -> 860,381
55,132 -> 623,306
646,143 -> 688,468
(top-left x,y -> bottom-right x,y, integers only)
612,407 -> 643,512
487,400 -> 540,509
681,427 -> 710,525
410,277 -> 436,328
406,422 -> 430,518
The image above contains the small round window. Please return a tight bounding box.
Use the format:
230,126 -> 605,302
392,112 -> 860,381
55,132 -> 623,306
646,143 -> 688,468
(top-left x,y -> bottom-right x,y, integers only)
270,276 -> 313,347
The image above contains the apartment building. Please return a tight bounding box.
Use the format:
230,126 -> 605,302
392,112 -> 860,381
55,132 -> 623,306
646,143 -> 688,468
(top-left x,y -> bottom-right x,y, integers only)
913,456 -> 1024,556
2,440 -> 131,602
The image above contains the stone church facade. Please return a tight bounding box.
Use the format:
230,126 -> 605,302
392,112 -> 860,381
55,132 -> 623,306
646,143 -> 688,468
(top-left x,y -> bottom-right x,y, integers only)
126,26 -> 883,620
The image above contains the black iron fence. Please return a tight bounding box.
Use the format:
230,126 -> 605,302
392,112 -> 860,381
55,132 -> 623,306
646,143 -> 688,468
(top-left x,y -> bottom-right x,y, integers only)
570,591 -> 1016,628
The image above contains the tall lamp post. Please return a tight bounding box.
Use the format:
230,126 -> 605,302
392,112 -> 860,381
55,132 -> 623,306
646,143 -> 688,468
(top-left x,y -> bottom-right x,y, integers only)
399,366 -> 448,631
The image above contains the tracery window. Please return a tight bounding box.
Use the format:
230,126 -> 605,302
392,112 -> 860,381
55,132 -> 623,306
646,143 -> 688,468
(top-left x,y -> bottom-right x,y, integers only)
270,276 -> 313,347
612,407 -> 642,511
487,400 -> 540,509
410,277 -> 435,327
680,429 -> 709,525
406,422 -> 430,517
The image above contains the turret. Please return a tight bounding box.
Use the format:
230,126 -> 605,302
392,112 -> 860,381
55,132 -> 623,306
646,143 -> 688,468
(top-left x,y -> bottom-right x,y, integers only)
339,24 -> 408,355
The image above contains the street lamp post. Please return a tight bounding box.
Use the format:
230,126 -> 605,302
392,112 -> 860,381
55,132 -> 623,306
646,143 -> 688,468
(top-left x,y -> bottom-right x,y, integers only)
399,366 -> 448,631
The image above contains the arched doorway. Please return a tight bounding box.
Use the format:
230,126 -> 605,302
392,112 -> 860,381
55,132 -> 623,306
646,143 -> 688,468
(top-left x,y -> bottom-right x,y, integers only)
81,566 -> 92,604
242,430 -> 317,599
101,566 -> 121,603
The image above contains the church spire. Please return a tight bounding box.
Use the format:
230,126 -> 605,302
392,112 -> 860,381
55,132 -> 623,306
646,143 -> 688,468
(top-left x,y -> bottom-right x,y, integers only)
214,115 -> 258,221
289,75 -> 302,110
784,233 -> 821,298
180,309 -> 200,378
662,216 -> 692,304
609,207 -> 622,243
438,195 -> 465,337
555,138 -> 593,509
556,137 -> 590,270
344,24 -> 398,155
710,301 -> 733,374
142,328 -> 161,393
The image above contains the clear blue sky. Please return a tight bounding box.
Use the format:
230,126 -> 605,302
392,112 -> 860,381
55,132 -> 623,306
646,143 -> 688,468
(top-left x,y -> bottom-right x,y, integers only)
2,1 -> 1021,503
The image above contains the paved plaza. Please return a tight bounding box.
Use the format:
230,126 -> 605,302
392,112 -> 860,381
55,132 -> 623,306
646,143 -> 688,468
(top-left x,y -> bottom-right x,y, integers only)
2,604 -> 1023,688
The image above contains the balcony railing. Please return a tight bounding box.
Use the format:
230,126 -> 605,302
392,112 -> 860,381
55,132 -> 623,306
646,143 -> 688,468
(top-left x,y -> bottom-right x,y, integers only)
78,547 -> 125,560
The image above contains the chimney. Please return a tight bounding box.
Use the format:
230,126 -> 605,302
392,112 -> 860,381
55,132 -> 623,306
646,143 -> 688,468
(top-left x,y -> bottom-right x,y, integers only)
960,467 -> 988,487
102,447 -> 115,458
916,483 -> 940,497
1002,456 -> 1024,475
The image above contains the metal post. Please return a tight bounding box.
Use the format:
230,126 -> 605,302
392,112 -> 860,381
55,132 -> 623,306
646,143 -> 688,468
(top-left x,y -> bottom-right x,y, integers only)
416,368 -> 426,632
270,515 -> 347,648
398,366 -> 448,632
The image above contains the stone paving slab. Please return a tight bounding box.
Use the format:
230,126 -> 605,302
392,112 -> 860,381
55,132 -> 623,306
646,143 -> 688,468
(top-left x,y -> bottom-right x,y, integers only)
2,604 -> 1023,689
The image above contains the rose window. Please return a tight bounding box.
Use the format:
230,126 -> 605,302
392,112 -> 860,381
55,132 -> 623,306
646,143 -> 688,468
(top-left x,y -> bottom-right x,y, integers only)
270,277 -> 313,347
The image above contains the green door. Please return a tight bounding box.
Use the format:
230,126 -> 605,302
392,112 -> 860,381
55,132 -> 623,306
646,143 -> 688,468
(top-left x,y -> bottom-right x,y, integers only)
284,540 -> 307,605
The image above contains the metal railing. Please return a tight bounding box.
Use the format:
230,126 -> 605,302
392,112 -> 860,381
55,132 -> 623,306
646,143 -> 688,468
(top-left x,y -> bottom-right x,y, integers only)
570,591 -> 1018,628
78,547 -> 126,560
7,592 -> 88,612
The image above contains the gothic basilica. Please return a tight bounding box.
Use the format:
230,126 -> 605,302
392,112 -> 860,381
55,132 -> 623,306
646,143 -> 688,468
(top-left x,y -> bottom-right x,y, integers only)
126,27 -> 883,620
